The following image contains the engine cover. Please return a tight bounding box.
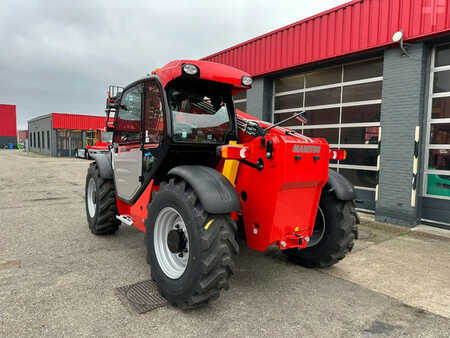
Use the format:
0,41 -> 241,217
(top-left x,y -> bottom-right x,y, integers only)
235,129 -> 329,251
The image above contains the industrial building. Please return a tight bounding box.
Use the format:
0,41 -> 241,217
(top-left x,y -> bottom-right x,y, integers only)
203,0 -> 450,227
28,113 -> 109,157
0,104 -> 17,148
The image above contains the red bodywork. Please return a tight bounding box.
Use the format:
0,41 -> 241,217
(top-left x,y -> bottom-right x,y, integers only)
233,111 -> 328,251
154,60 -> 249,95
115,60 -> 330,252
116,180 -> 156,232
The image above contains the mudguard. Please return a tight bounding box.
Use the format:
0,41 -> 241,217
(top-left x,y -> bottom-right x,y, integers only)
91,151 -> 113,179
327,169 -> 356,201
168,165 -> 241,214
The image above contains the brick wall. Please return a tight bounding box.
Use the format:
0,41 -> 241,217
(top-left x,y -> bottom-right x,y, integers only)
376,43 -> 428,225
246,78 -> 273,122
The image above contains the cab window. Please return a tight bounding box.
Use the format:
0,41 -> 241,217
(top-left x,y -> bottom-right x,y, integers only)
167,89 -> 231,144
144,81 -> 164,144
114,84 -> 143,144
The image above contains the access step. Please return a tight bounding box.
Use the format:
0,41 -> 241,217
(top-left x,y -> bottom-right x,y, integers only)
116,214 -> 134,226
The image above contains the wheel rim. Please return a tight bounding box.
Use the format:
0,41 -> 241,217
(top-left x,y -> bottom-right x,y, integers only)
308,206 -> 326,247
154,207 -> 189,279
87,177 -> 97,218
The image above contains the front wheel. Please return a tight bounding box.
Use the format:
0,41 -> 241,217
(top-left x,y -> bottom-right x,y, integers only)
85,163 -> 120,235
145,178 -> 239,308
283,192 -> 357,268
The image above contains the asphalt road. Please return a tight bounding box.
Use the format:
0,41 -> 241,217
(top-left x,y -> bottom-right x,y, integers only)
1,150 -> 449,337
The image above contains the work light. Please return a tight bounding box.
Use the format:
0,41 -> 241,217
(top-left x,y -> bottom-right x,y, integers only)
182,63 -> 199,75
218,145 -> 250,159
329,149 -> 347,161
241,76 -> 252,86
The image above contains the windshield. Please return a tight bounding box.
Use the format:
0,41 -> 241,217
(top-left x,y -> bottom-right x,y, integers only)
166,88 -> 232,144
102,131 -> 113,143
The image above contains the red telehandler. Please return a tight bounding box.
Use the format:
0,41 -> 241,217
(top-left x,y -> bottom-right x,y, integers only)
85,60 -> 358,308
76,128 -> 113,159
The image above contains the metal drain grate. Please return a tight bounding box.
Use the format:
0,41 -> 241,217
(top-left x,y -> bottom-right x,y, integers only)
115,280 -> 167,314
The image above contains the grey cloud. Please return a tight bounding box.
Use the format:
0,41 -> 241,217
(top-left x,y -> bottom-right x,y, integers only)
0,0 -> 348,129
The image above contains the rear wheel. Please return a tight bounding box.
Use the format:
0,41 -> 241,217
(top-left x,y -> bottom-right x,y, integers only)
283,191 -> 357,268
145,178 -> 239,308
85,163 -> 120,235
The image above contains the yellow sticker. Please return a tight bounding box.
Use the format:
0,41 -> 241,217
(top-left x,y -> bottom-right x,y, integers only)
204,219 -> 215,230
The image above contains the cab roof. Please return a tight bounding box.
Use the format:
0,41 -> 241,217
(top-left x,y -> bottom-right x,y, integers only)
153,60 -> 252,93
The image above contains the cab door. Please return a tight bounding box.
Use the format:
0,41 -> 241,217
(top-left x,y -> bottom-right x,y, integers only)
141,80 -> 165,180
112,84 -> 144,202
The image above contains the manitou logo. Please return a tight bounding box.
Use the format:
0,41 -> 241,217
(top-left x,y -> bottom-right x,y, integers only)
293,145 -> 321,154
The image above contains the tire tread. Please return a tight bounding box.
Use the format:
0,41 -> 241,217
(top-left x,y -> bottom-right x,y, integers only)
146,179 -> 239,308
86,163 -> 120,235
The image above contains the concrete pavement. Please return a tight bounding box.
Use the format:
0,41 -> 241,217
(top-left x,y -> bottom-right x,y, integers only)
326,218 -> 450,318
0,150 -> 449,337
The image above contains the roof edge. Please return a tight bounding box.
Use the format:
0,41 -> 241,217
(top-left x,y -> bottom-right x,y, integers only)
51,112 -> 104,118
28,113 -> 52,123
201,0 -> 362,60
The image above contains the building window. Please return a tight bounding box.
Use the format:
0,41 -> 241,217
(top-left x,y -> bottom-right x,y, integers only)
273,57 -> 383,191
37,132 -> 40,148
233,90 -> 247,113
47,131 -> 50,149
71,130 -> 82,154
41,131 -> 45,149
33,133 -> 36,148
30,133 -> 33,147
424,44 -> 450,199
56,130 -> 70,157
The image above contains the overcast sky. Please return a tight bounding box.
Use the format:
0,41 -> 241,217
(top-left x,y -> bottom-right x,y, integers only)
0,0 -> 348,129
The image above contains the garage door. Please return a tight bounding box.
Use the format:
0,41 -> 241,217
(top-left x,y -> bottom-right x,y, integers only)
421,43 -> 450,228
273,57 -> 383,212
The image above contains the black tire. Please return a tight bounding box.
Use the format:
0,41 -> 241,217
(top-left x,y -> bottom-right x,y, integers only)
85,162 -> 120,235
283,191 -> 357,268
145,178 -> 239,308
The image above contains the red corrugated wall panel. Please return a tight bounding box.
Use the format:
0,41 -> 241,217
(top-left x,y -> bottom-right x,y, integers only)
202,0 -> 450,76
0,104 -> 17,137
52,113 -> 108,131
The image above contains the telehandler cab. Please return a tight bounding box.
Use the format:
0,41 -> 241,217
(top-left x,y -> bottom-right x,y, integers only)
85,60 -> 358,308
